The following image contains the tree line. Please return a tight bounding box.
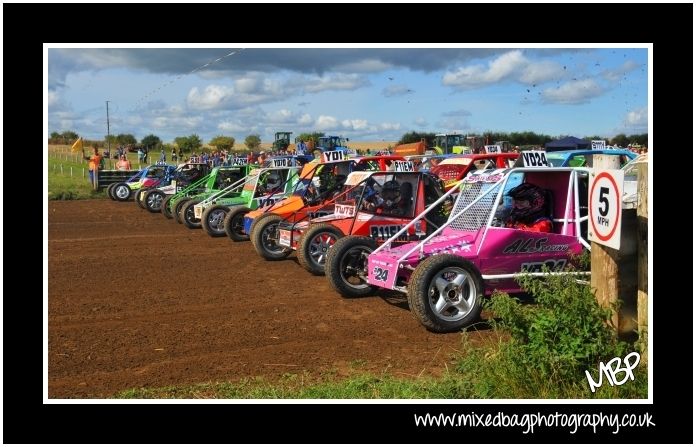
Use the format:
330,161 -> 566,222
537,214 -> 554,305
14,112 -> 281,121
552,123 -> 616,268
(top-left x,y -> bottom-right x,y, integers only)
48,131 -> 277,154
397,131 -> 648,148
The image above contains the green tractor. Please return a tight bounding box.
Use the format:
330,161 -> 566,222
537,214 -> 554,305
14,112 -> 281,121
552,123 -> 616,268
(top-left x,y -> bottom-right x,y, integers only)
272,132 -> 293,152
431,133 -> 468,154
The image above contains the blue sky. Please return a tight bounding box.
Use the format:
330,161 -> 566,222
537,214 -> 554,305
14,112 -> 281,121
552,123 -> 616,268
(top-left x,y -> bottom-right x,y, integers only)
47,46 -> 649,143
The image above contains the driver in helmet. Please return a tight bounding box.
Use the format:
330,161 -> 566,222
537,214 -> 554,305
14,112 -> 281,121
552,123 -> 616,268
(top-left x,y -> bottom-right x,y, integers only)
362,179 -> 407,215
504,182 -> 552,232
263,172 -> 282,193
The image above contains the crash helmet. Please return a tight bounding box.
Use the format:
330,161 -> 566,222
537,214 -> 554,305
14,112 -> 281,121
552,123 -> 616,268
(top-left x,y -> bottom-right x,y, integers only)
381,179 -> 401,201
265,173 -> 282,190
507,182 -> 546,223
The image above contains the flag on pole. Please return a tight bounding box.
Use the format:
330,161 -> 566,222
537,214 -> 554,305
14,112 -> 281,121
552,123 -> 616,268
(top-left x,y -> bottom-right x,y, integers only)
71,137 -> 84,153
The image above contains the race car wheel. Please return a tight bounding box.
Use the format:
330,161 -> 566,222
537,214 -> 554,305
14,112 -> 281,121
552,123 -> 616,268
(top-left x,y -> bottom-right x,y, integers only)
297,223 -> 344,275
161,195 -> 175,218
113,182 -> 132,201
145,190 -> 165,213
135,188 -> 149,209
325,236 -> 377,298
173,198 -> 190,224
181,200 -> 202,229
407,254 -> 483,333
107,183 -> 118,200
224,206 -> 251,242
251,213 -> 291,260
202,205 -> 230,237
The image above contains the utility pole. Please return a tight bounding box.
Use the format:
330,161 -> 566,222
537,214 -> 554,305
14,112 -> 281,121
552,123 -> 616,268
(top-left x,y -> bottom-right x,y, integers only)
106,100 -> 111,155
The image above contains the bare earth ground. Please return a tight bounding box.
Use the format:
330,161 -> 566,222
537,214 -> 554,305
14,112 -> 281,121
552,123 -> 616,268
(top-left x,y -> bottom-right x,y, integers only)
48,199 -> 474,398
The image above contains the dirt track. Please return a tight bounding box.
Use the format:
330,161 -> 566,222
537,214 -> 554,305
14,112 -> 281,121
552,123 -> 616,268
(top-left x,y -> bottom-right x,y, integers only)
48,199 -> 476,398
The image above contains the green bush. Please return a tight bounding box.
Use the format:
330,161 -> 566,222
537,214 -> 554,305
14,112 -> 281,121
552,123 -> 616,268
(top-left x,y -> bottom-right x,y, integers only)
453,270 -> 647,398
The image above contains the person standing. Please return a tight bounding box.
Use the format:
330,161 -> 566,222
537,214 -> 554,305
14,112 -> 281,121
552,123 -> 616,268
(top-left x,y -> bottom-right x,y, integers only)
296,139 -> 306,155
82,145 -> 103,187
115,154 -> 132,171
172,148 -> 178,163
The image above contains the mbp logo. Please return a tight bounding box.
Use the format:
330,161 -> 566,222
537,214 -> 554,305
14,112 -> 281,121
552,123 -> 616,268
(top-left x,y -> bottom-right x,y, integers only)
585,352 -> 640,393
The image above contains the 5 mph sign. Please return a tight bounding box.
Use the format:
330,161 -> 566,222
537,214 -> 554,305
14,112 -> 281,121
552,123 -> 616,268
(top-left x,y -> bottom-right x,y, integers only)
588,169 -> 624,249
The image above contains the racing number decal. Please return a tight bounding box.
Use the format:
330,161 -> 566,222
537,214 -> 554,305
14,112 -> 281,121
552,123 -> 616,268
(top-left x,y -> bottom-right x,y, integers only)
321,151 -> 345,162
257,197 -> 277,207
598,187 -> 609,216
372,266 -> 389,282
370,225 -> 406,241
521,151 -> 548,167
393,161 -> 414,172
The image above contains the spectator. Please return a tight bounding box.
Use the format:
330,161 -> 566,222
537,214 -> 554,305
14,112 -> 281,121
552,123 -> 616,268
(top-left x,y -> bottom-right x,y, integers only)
115,154 -> 132,171
171,148 -> 177,163
137,148 -> 144,163
179,148 -> 184,161
82,145 -> 103,186
257,151 -> 268,166
296,140 -> 307,156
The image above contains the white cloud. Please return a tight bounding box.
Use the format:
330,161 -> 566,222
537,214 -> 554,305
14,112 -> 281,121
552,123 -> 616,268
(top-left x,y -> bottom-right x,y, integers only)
186,85 -> 235,110
315,115 -> 340,131
341,119 -> 369,130
268,108 -> 297,123
624,106 -> 648,129
152,115 -> 203,129
217,120 -> 248,132
298,113 -> 313,126
602,60 -> 640,82
48,90 -> 59,106
519,60 -> 565,84
382,84 -> 412,97
541,79 -> 604,104
303,73 -> 370,93
233,77 -> 259,94
414,117 -> 428,127
443,50 -> 564,88
379,122 -> 401,131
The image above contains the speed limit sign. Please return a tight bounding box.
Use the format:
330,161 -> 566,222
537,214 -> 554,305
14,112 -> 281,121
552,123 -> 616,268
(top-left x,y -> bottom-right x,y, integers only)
588,169 -> 624,249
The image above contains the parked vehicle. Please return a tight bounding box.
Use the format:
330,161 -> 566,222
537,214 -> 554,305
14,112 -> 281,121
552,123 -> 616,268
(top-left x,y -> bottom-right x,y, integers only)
277,170 -> 447,275
333,164 -> 591,333
241,153 -> 411,260
430,153 -> 519,191
194,165 -> 302,236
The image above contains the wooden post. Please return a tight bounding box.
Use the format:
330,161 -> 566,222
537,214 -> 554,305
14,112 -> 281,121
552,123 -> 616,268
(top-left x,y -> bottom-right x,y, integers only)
82,167 -> 85,178
70,166 -> 73,177
60,164 -> 63,174
636,162 -> 648,364
590,154 -> 622,334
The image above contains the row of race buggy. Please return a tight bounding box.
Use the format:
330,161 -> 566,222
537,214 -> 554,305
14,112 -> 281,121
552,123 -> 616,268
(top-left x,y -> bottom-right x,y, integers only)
116,150 -> 593,333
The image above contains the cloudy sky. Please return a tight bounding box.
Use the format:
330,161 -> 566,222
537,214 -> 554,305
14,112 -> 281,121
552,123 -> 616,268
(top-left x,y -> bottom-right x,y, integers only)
47,46 -> 649,143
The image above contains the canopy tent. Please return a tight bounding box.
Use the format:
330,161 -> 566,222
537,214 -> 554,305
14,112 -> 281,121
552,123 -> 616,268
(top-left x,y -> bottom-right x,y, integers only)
544,136 -> 590,151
